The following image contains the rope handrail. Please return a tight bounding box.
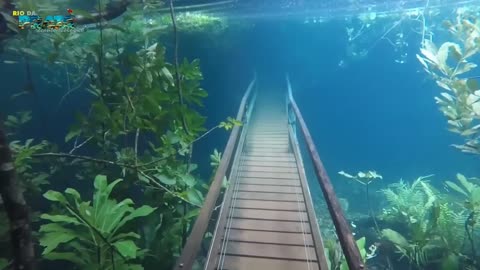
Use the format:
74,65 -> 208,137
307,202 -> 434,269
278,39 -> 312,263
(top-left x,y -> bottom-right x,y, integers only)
286,74 -> 365,270
173,74 -> 257,270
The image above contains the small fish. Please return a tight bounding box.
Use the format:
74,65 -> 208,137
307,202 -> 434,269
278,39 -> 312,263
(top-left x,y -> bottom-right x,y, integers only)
3,60 -> 18,64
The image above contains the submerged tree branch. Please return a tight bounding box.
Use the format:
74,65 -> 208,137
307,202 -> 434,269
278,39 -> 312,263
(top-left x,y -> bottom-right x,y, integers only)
0,124 -> 35,270
169,0 -> 190,135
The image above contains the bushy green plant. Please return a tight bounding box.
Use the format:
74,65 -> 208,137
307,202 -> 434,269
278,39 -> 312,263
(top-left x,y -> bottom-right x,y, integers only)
39,175 -> 156,269
416,11 -> 480,154
324,237 -> 376,270
0,259 -> 8,270
380,174 -> 475,269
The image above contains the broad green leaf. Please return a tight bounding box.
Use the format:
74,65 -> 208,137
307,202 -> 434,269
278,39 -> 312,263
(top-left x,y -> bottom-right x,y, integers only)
381,229 -> 410,249
187,188 -> 203,206
356,237 -> 366,250
40,232 -> 77,254
110,232 -> 141,242
43,252 -> 86,265
65,188 -> 82,201
40,214 -> 82,225
155,174 -> 176,185
112,205 -> 156,235
161,67 -> 174,86
181,174 -> 196,187
113,240 -> 138,259
43,191 -> 67,203
93,175 -> 108,191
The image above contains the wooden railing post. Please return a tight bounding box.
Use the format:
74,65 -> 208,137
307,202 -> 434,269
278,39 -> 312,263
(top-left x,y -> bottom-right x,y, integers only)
286,74 -> 365,270
173,76 -> 256,270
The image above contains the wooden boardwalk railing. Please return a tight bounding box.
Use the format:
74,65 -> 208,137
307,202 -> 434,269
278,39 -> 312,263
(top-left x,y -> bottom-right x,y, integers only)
173,75 -> 364,270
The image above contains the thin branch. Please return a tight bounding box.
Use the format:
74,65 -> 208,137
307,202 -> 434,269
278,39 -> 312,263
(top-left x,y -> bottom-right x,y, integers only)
169,0 -> 190,135
141,125 -> 220,167
134,128 -> 140,167
69,136 -> 93,154
32,153 -> 137,169
34,125 -> 221,169
57,66 -> 90,109
138,170 -> 201,207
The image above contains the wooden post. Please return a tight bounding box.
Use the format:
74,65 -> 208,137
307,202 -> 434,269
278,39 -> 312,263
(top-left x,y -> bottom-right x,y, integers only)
0,124 -> 35,270
287,77 -> 364,270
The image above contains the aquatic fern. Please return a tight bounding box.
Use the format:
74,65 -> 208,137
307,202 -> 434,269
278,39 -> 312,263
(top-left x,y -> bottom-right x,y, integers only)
380,175 -> 434,226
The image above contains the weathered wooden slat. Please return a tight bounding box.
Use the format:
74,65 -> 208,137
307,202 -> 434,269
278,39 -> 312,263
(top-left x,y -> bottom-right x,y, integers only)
241,160 -> 297,168
228,218 -> 311,233
234,192 -> 304,202
230,208 -> 308,222
241,155 -> 296,162
232,200 -> 306,211
224,229 -> 314,246
246,148 -> 288,154
238,171 -> 300,180
243,153 -> 295,159
223,241 -> 317,261
236,184 -> 302,194
220,255 -> 320,270
239,166 -> 297,173
238,178 -> 300,186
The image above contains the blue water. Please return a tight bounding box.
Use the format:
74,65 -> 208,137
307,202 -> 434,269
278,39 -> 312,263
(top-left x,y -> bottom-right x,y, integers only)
1,2 -> 480,269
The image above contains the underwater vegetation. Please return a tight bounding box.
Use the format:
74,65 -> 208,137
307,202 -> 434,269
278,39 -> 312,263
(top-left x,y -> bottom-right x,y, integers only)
0,0 -> 242,269
315,7 -> 480,270
1,1 -> 480,270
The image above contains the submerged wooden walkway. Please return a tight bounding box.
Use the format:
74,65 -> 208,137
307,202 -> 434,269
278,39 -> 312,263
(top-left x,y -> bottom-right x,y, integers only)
174,76 -> 364,270
204,94 -> 329,270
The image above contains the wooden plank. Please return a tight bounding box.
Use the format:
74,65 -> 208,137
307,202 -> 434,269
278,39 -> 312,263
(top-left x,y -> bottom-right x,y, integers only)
223,241 -> 317,261
224,229 -> 314,246
238,171 -> 299,180
232,200 -> 306,211
243,153 -> 293,159
246,145 -> 288,150
239,166 -> 298,174
220,255 -> 319,270
246,140 -> 289,145
243,153 -> 294,160
234,192 -> 304,202
238,178 -> 300,186
228,218 -> 311,233
241,160 -> 297,168
230,208 -> 308,222
236,184 -> 302,194
246,148 -> 288,154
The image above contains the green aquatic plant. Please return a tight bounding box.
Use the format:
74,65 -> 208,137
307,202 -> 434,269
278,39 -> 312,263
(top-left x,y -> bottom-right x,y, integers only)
380,175 -> 435,225
324,236 -> 376,270
338,170 -> 382,232
0,259 -> 8,270
380,175 -> 475,269
39,174 -> 156,269
416,12 -> 480,155
444,173 -> 480,263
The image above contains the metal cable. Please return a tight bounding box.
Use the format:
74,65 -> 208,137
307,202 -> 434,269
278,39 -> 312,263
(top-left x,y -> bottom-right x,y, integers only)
217,114 -> 250,269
